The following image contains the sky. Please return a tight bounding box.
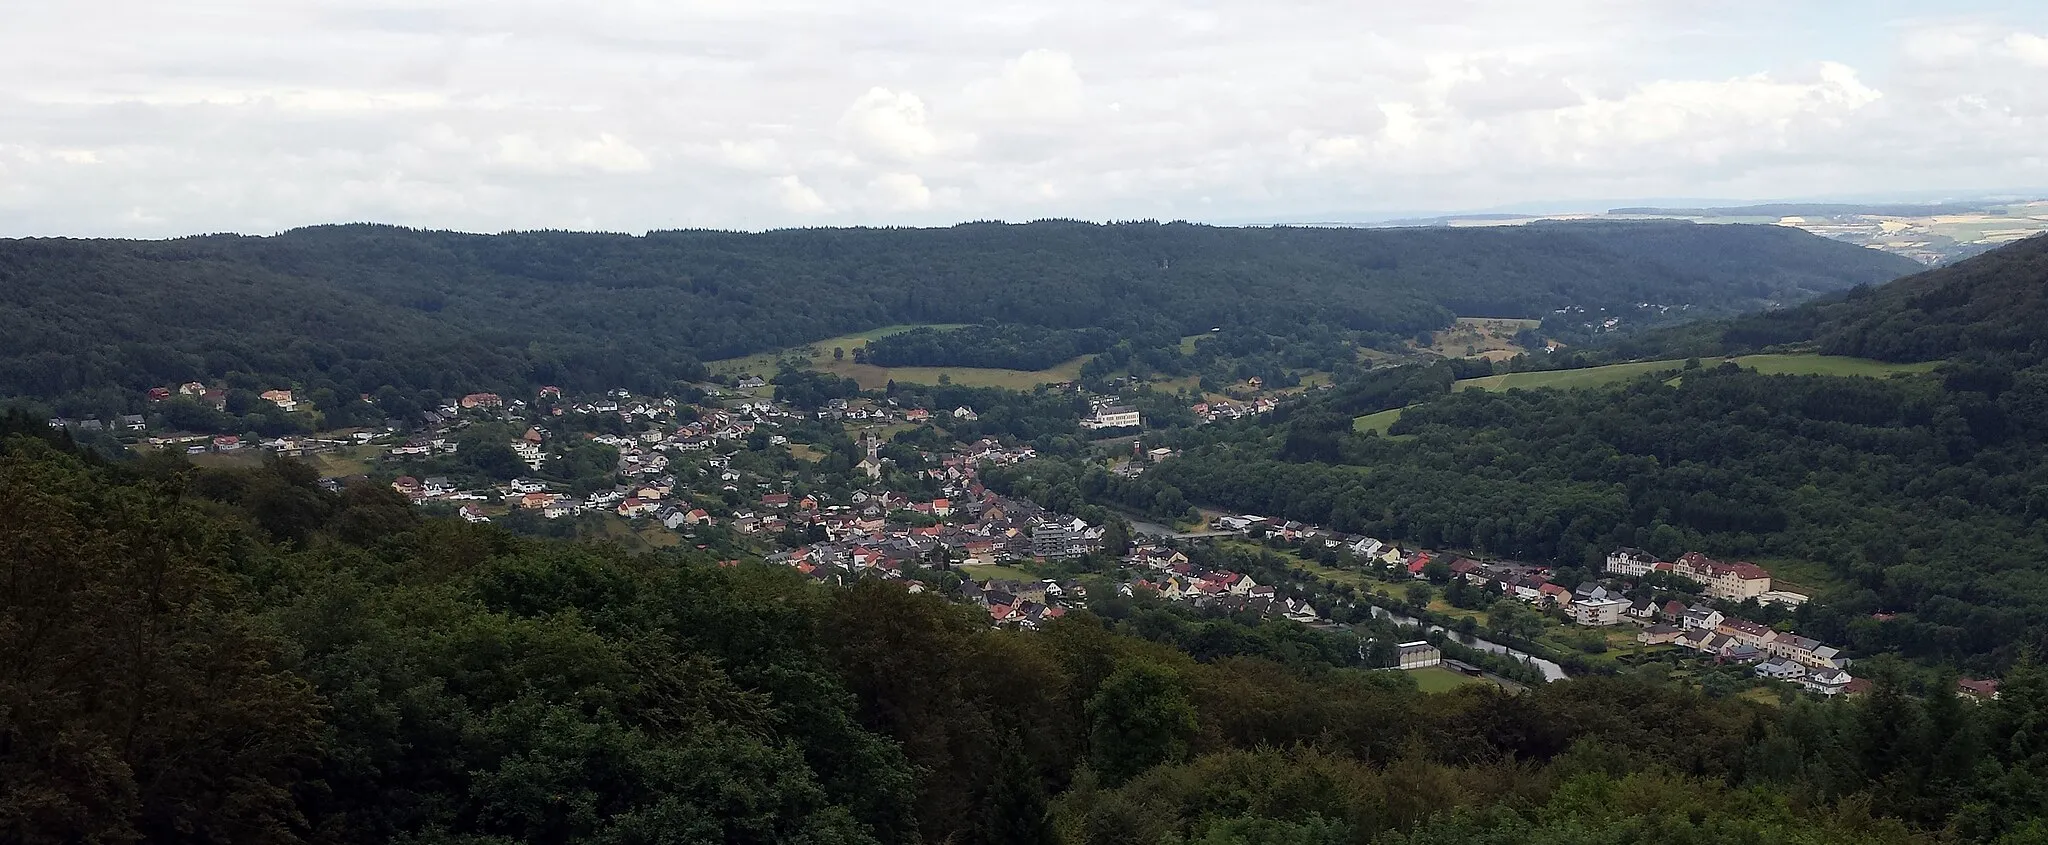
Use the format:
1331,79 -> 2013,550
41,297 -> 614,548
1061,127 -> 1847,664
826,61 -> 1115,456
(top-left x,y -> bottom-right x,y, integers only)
2,0 -> 2045,237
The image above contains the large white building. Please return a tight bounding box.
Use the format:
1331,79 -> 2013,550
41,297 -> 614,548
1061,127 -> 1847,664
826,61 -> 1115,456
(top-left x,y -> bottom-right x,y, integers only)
1570,597 -> 1629,627
1084,406 -> 1143,429
1605,548 -> 1772,602
1396,641 -> 1442,669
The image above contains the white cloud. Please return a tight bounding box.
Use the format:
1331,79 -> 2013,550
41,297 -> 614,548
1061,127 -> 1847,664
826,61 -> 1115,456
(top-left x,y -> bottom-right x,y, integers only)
492,132 -> 651,174
773,174 -> 829,214
838,87 -> 951,161
869,172 -> 934,210
969,49 -> 1086,123
0,0 -> 2040,236
717,138 -> 782,171
2007,33 -> 2048,67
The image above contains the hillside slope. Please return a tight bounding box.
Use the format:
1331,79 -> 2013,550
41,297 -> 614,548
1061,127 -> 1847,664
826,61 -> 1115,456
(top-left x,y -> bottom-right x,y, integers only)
0,221 -> 1914,406
1614,233 -> 2048,362
4,422 -> 2040,845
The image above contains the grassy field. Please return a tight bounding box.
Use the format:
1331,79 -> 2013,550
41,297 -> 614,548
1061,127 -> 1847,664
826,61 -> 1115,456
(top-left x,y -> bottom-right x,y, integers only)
1424,316 -> 1541,362
708,323 -> 1093,391
1751,556 -> 1847,597
1406,666 -> 1488,693
1453,354 -> 1937,393
1352,407 -> 1406,435
959,563 -> 1041,582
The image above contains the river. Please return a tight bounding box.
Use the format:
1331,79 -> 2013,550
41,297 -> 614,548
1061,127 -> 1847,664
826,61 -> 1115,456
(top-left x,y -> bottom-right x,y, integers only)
1367,606 -> 1570,682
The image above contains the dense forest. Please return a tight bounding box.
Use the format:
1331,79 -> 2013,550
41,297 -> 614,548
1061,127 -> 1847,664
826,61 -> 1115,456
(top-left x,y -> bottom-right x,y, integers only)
0,220 -> 1911,416
1610,233 -> 2048,363
7,420 -> 2048,845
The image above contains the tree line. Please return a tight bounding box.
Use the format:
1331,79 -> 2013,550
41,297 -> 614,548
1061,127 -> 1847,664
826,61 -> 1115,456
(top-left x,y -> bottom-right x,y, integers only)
0,220 -> 1912,421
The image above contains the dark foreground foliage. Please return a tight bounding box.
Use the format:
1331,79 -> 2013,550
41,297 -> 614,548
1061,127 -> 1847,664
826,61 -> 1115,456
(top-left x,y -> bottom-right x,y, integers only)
4,421 -> 2047,844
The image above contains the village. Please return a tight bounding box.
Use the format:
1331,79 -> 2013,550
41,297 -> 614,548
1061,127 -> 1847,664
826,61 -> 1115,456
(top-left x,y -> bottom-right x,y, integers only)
44,376 -> 1953,700
1151,515 -> 1867,696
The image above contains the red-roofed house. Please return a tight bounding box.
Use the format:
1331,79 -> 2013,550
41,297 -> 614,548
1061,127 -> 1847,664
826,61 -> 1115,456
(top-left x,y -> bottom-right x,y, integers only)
1406,553 -> 1432,579
1958,678 -> 2001,701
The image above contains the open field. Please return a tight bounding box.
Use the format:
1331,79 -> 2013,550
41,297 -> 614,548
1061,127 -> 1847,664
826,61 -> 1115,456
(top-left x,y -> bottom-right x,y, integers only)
1752,556 -> 1847,597
1406,666 -> 1489,693
1352,407 -> 1406,435
1732,353 -> 1941,378
1358,353 -> 1940,427
1424,316 -> 1541,362
708,323 -> 1092,390
959,563 -> 1041,582
1453,354 -> 1936,393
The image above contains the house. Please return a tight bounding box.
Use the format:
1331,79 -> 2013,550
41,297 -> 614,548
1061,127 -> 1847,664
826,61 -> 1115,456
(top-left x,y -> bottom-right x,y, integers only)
1801,668 -> 1853,696
905,408 -> 931,423
1755,658 -> 1806,681
1753,588 -> 1807,607
1625,599 -> 1657,621
1083,406 -> 1142,430
458,505 -> 491,524
1715,618 -> 1779,648
1605,548 -> 1660,578
1405,553 -> 1433,580
1571,597 -> 1629,627
1396,641 -> 1442,670
1672,552 -> 1772,601
952,406 -> 978,421
1681,605 -> 1725,631
1958,678 -> 2002,701
761,493 -> 792,509
260,389 -> 297,412
459,392 -> 503,410
1637,624 -> 1684,645
117,414 -> 146,431
1767,634 -> 1847,669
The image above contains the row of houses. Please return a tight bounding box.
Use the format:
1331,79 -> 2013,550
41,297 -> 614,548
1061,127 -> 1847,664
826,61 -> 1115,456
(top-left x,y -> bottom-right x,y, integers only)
1605,548 -> 1807,605
1120,545 -> 1322,625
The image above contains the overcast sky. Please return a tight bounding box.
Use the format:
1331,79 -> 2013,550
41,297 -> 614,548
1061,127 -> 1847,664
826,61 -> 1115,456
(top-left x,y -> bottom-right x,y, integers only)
3,1 -> 2045,237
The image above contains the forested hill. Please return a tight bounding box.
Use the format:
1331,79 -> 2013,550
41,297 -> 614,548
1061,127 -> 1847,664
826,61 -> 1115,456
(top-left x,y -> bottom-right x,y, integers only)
7,420 -> 2048,845
1614,233 -> 2048,362
0,220 -> 1912,406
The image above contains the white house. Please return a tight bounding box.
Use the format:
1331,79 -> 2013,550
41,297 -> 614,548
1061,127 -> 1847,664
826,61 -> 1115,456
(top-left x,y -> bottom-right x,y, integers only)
1570,597 -> 1629,627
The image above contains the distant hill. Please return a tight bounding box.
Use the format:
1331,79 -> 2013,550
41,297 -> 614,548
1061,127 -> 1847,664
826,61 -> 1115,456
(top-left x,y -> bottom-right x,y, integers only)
0,220 -> 1912,411
1614,233 -> 2048,363
1607,202 -> 1994,218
